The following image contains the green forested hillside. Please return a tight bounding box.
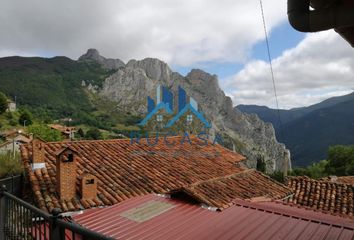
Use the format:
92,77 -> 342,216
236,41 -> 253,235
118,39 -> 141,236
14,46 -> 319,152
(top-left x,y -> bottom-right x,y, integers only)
0,56 -> 109,117
0,56 -> 140,131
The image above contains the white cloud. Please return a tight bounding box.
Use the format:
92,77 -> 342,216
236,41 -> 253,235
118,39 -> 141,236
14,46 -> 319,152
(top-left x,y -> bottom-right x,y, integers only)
0,0 -> 287,66
224,31 -> 354,109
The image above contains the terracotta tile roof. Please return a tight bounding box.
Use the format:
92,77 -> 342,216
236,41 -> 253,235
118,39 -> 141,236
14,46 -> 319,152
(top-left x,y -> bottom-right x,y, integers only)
48,124 -> 76,134
286,176 -> 354,218
21,136 -> 291,213
321,176 -> 354,186
172,169 -> 292,209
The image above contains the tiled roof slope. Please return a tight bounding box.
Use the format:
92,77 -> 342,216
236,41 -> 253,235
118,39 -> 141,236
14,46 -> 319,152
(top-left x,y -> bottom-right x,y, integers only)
173,169 -> 292,209
286,176 -> 354,218
321,176 -> 354,186
21,136 -> 290,213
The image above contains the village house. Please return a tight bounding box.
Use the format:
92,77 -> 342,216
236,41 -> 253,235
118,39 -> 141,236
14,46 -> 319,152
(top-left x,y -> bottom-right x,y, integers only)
48,124 -> 76,140
286,176 -> 354,218
0,129 -> 32,154
21,136 -> 292,212
20,136 -> 354,239
6,100 -> 16,112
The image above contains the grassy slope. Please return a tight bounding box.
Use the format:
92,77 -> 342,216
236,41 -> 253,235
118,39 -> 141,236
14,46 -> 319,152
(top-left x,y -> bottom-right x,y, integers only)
0,56 -> 142,134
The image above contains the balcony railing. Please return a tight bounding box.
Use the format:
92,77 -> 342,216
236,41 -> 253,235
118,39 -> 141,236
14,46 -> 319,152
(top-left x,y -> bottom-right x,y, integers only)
0,185 -> 114,240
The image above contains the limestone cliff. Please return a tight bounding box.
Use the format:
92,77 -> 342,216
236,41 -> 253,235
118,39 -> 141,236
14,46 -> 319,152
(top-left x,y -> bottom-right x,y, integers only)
79,48 -> 125,70
79,49 -> 291,173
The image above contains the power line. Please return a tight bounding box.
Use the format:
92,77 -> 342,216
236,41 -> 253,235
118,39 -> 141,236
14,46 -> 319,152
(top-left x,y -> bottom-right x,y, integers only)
259,0 -> 284,141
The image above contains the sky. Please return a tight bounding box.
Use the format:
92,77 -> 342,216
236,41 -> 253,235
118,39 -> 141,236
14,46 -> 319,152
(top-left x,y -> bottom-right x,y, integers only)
0,0 -> 353,109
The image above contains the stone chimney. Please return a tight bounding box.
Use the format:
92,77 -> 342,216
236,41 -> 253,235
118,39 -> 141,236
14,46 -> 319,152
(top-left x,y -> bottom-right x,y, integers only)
80,173 -> 97,200
32,138 -> 46,170
55,146 -> 78,200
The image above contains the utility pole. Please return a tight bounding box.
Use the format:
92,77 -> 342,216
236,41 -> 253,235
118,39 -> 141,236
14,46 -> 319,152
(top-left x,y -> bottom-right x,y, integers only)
12,138 -> 15,158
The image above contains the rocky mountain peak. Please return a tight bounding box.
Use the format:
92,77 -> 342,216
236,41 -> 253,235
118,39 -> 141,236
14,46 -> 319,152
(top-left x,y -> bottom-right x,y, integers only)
126,58 -> 172,83
79,48 -> 101,61
186,69 -> 219,91
78,48 -> 125,70
99,58 -> 291,173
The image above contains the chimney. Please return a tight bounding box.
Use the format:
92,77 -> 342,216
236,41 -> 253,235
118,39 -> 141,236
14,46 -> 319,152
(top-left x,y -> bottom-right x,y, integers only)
32,138 -> 46,170
55,146 -> 78,200
80,173 -> 97,200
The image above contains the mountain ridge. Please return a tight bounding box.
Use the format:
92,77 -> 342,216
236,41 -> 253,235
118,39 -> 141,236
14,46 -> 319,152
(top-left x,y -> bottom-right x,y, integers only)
84,49 -> 291,172
0,49 -> 291,173
236,92 -> 354,167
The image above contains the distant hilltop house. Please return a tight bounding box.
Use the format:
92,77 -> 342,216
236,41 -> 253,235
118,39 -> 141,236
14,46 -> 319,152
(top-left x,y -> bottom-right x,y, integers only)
0,129 -> 32,154
48,124 -> 76,140
139,85 -> 211,134
6,100 -> 16,112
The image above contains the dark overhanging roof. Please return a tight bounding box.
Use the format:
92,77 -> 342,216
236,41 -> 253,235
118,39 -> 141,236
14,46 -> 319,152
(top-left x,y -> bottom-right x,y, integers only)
287,0 -> 354,47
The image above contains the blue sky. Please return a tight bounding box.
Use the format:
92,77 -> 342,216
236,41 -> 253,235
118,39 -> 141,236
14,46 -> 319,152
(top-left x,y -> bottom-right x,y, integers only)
174,22 -> 306,81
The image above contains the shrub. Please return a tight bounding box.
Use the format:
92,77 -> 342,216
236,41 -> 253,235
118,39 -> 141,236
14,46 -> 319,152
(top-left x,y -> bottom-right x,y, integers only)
27,124 -> 64,142
269,171 -> 285,183
85,128 -> 102,140
19,110 -> 33,126
0,92 -> 7,114
0,152 -> 23,178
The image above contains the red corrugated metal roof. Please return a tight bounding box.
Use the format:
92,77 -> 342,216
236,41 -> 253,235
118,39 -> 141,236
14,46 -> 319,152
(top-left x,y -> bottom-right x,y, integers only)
72,194 -> 354,240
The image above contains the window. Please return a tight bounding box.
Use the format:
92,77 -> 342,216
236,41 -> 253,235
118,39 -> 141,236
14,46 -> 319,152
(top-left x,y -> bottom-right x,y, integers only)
85,179 -> 95,185
187,115 -> 193,122
156,115 -> 163,122
63,153 -> 74,162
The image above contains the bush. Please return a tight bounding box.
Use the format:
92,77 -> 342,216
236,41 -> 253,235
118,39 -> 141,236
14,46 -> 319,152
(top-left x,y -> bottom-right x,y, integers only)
326,145 -> 354,176
268,171 -> 285,183
19,110 -> 33,126
9,119 -> 17,126
77,128 -> 85,138
256,156 -> 266,173
0,92 -> 7,114
0,152 -> 23,178
85,128 -> 102,140
290,160 -> 329,179
4,111 -> 13,120
27,124 -> 64,142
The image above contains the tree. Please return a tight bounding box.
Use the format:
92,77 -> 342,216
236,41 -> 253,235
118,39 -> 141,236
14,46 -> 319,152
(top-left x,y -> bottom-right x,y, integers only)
19,110 -> 33,126
27,124 -> 64,142
326,145 -> 354,176
0,92 -> 8,114
256,155 -> 266,173
290,160 -> 329,179
85,128 -> 102,140
269,171 -> 285,183
0,152 -> 23,178
77,128 -> 85,138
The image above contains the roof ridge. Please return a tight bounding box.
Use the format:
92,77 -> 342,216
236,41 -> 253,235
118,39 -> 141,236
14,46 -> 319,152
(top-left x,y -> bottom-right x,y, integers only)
44,135 -> 206,144
287,175 -> 354,188
187,169 -> 255,189
233,199 -> 354,230
0,140 -> 12,147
